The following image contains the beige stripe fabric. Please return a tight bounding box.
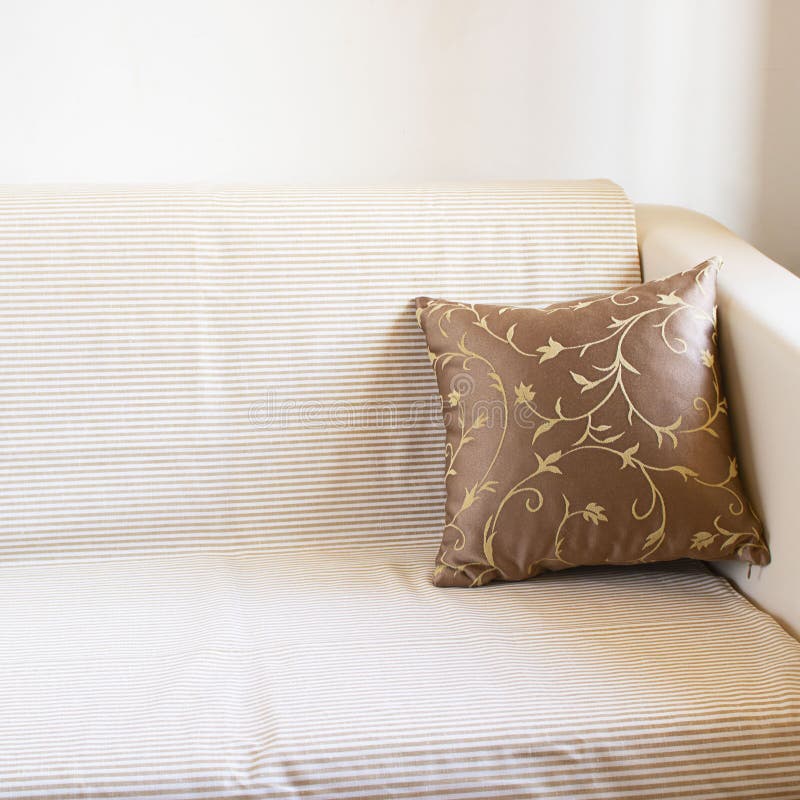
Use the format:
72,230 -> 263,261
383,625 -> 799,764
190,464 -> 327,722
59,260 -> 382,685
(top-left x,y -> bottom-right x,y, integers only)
1,552 -> 799,798
0,183 -> 639,560
1,184 -> 798,798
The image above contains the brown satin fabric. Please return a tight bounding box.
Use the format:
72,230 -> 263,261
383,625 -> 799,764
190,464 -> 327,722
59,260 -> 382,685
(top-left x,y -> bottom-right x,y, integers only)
416,259 -> 769,587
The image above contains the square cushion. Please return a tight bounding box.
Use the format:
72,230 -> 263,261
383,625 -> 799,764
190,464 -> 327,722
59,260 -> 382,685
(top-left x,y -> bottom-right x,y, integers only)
416,258 -> 769,587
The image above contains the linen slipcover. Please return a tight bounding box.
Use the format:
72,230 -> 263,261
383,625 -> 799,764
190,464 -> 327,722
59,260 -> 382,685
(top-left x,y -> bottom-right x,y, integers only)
1,551 -> 799,799
0,183 -> 639,560
0,184 -> 798,798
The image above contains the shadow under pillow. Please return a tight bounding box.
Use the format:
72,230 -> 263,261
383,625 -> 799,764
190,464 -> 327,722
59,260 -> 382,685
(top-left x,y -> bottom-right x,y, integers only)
416,258 -> 769,588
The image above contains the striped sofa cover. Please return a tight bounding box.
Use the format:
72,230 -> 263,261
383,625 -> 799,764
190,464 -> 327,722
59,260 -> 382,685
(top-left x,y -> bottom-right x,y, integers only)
1,183 -> 799,799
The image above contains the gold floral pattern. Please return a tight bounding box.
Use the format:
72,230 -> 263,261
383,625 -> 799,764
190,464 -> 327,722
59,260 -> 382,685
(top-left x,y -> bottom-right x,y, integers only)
416,258 -> 769,587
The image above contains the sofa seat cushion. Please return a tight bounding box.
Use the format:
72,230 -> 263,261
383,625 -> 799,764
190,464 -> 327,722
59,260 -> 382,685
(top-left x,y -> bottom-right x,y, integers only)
1,549 -> 799,799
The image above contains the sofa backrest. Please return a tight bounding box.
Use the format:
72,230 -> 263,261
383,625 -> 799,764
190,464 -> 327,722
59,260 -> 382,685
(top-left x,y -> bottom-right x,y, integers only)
0,183 -> 640,560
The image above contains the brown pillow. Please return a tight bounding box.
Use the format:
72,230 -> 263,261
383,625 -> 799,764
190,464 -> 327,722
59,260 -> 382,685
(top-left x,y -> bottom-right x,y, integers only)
416,258 -> 769,587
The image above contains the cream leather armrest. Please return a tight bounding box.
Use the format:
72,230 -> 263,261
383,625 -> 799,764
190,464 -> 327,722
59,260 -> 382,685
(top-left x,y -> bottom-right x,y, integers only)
636,205 -> 800,639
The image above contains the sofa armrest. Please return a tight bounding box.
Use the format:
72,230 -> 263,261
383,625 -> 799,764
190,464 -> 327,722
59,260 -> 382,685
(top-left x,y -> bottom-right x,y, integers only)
636,204 -> 800,639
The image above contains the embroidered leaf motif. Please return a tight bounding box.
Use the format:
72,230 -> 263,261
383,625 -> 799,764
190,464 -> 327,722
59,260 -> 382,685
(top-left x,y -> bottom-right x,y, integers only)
691,531 -> 717,551
722,532 -> 747,550
653,417 -> 682,448
657,291 -> 684,306
701,349 -> 714,368
459,480 -> 497,514
447,390 -> 461,407
619,354 -> 641,375
643,530 -> 665,550
582,503 -> 608,525
461,485 -> 478,511
535,450 -> 563,475
620,443 -> 640,468
570,370 -> 590,387
570,371 -> 600,393
531,419 -> 556,445
536,337 -> 564,363
671,465 -> 699,481
483,516 -> 496,564
514,383 -> 535,406
596,431 -> 624,444
488,371 -> 504,394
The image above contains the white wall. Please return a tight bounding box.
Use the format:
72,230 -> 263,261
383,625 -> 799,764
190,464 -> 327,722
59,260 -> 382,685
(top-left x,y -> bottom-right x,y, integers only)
0,0 -> 797,272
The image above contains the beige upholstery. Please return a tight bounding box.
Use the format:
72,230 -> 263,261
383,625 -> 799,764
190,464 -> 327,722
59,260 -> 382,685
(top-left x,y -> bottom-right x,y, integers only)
637,205 -> 800,638
2,551 -> 799,799
0,188 -> 798,799
0,184 -> 640,560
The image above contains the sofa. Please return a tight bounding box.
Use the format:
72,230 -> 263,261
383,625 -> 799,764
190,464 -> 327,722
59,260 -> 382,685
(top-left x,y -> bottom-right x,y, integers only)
0,182 -> 798,799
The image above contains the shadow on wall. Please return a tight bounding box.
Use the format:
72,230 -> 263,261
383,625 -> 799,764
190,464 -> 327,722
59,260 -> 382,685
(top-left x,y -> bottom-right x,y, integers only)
752,0 -> 800,275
